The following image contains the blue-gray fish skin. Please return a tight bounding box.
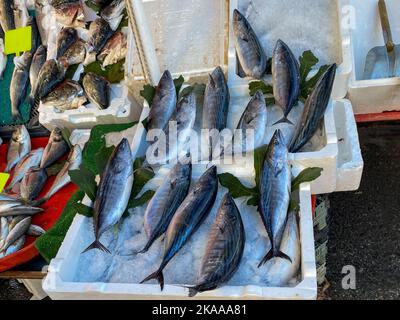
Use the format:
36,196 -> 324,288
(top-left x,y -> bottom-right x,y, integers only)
82,138 -> 133,254
188,192 -> 245,297
258,129 -> 291,266
40,127 -> 69,169
233,9 -> 267,79
140,161 -> 191,253
141,165 -> 218,290
30,45 -> 47,95
289,64 -> 337,153
147,70 -> 177,131
272,39 -> 300,125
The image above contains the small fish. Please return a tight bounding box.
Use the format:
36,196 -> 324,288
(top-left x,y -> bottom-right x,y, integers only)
82,72 -> 110,110
0,34 -> 6,80
100,0 -> 126,31
140,161 -> 191,253
10,51 -> 33,121
1,217 -> 31,252
0,207 -> 43,217
5,148 -> 44,192
0,217 -> 9,246
0,0 -> 16,31
289,64 -> 337,153
56,27 -> 78,60
5,125 -> 31,173
13,0 -> 29,29
41,80 -> 87,112
8,216 -> 26,230
27,224 -> 46,236
53,1 -> 85,28
30,45 -> 47,96
4,235 -> 25,256
61,39 -> 86,66
27,16 -> 39,53
40,128 -> 69,169
147,70 -> 177,131
272,40 -> 300,125
188,193 -> 245,297
232,9 -> 267,79
82,138 -> 133,254
258,129 -> 291,266
34,0 -> 49,44
0,200 -> 23,213
141,166 -> 218,290
0,193 -> 21,201
97,31 -> 127,67
20,166 -> 47,201
87,18 -> 113,55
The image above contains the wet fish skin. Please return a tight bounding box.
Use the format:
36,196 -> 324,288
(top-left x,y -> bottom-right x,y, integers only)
82,72 -> 110,110
54,1 -> 85,28
100,0 -> 126,31
40,127 -> 69,169
82,138 -> 133,254
0,193 -> 21,201
232,9 -> 267,79
30,45 -> 47,95
0,0 -> 15,31
20,166 -> 47,201
34,0 -> 49,44
0,217 -> 9,243
27,16 -> 39,53
0,200 -> 23,213
0,33 -> 6,79
8,216 -> 25,230
41,80 -> 87,112
289,64 -> 337,153
4,235 -> 25,256
87,18 -> 113,54
61,39 -> 86,66
141,166 -> 218,290
13,0 -> 29,29
56,27 -> 78,60
5,125 -> 31,173
98,31 -> 127,67
272,39 -> 300,125
258,129 -> 291,266
141,161 -> 191,253
27,224 -> 46,236
1,217 -> 31,252
0,207 -> 43,217
147,70 -> 177,131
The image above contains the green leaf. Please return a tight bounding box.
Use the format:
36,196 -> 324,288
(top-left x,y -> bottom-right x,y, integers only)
140,84 -> 156,106
117,9 -> 129,31
83,59 -> 125,84
249,80 -> 273,96
218,173 -> 257,199
94,145 -> 115,177
265,97 -> 276,106
46,160 -> 66,177
129,190 -> 155,209
291,167 -> 323,192
60,128 -> 72,148
247,195 -> 259,207
299,50 -> 319,85
300,64 -> 329,99
130,165 -> 155,200
173,75 -> 185,96
74,202 -> 93,217
69,166 -> 97,202
65,64 -> 79,80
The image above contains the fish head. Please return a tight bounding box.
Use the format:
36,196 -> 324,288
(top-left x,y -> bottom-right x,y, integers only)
113,138 -> 133,165
102,0 -> 125,20
12,125 -> 29,143
198,165 -> 217,188
50,127 -> 64,143
176,91 -> 196,123
173,160 -> 192,181
158,70 -> 174,90
232,9 -> 250,38
34,45 -> 47,60
267,129 -> 288,161
252,90 -> 265,104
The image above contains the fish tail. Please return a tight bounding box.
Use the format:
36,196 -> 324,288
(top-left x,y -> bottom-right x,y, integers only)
273,117 -> 294,126
258,249 -> 274,267
188,287 -> 199,298
276,250 -> 292,263
140,269 -> 165,290
81,240 -> 111,254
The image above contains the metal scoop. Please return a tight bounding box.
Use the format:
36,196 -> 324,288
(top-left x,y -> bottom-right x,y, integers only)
363,0 -> 400,80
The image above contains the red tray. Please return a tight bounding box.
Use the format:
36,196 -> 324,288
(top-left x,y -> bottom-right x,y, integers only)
0,137 -> 77,272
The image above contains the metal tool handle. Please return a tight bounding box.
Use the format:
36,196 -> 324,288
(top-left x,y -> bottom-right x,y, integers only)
379,0 -> 394,52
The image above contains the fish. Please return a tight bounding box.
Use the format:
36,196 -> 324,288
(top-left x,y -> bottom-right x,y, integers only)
0,193 -> 21,201
27,224 -> 46,236
41,80 -> 87,112
8,216 -> 26,230
0,200 -> 23,213
0,31 -> 6,79
40,127 -> 69,169
0,217 -> 9,246
140,161 -> 191,253
147,70 -> 177,131
1,217 -> 31,252
5,148 -> 44,192
87,18 -> 113,56
289,64 -> 337,153
141,165 -> 218,290
272,39 -> 300,125
30,45 -> 47,96
4,235 -> 25,256
92,0 -> 113,7
27,16 -> 39,53
10,51 -> 33,121
264,210 -> 301,286
20,166 -> 47,201
34,0 -> 49,44
13,0 -> 29,29
82,138 -> 133,254
258,129 -> 291,266
0,206 -> 43,217
56,27 -> 78,60
82,72 -> 110,110
54,1 -> 85,28
232,9 -> 267,79
100,0 -> 126,31
5,125 -> 31,173
188,193 -> 245,297
60,39 -> 86,65
97,31 -> 127,67
0,0 -> 16,31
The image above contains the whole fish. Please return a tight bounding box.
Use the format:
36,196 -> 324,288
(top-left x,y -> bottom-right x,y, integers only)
34,0 -> 49,44
0,206 -> 43,217
56,27 -> 78,60
5,125 -> 31,173
232,9 -> 267,79
27,224 -> 46,236
87,18 -> 113,55
0,32 -> 6,79
41,80 -> 87,112
98,31 -> 127,67
13,0 -> 29,29
289,64 -> 337,153
258,129 -> 291,266
147,70 -> 177,131
82,72 -> 110,110
265,210 -> 301,286
140,161 -> 191,253
61,39 -> 86,65
54,1 -> 85,28
8,216 -> 25,230
0,217 -> 9,244
272,39 -> 300,125
141,166 -> 218,290
4,235 -> 25,256
40,127 -> 69,168
10,51 -> 33,121
188,193 -> 245,297
82,138 -> 133,253
20,166 -> 47,201
27,16 -> 39,53
5,148 -> 44,192
0,0 -> 15,31
100,0 -> 126,31
30,45 -> 47,96
1,217 -> 31,252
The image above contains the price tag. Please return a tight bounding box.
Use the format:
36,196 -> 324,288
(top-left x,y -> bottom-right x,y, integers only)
0,173 -> 10,193
4,26 -> 32,56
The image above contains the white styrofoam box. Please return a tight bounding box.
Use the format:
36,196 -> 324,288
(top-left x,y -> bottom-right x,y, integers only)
339,0 -> 400,114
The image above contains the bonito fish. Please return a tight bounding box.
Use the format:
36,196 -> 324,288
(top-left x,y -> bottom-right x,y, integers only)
53,0 -> 85,28
5,125 -> 31,173
41,80 -> 87,112
40,127 -> 69,169
87,18 -> 113,56
61,39 -> 86,66
56,27 -> 78,60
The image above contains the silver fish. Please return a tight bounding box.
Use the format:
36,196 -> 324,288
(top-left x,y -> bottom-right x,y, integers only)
141,166 -> 218,290
140,161 -> 191,253
289,64 -> 337,153
0,217 -> 9,244
0,193 -> 21,201
56,27 -> 78,60
188,193 -> 245,297
41,80 -> 87,112
258,129 -> 291,266
4,235 -> 25,256
27,16 -> 39,53
0,0 -> 15,31
82,72 -> 110,110
100,0 -> 126,31
40,127 -> 69,169
147,70 -> 177,131
30,45 -> 47,96
232,9 -> 267,79
0,31 -> 6,80
20,166 -> 47,201
5,125 -> 31,173
97,31 -> 126,67
0,200 -> 23,213
8,216 -> 25,230
0,206 -> 43,217
272,39 -> 300,125
27,224 -> 46,236
61,39 -> 86,66
34,0 -> 49,44
1,217 -> 31,252
13,0 -> 29,29
87,18 -> 113,55
54,1 -> 85,28
82,138 -> 133,253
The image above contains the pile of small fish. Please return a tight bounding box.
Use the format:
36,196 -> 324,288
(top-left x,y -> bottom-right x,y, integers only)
0,125 -> 81,259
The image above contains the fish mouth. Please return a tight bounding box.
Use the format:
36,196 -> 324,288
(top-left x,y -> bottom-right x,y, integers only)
160,70 -> 172,82
233,9 -> 242,22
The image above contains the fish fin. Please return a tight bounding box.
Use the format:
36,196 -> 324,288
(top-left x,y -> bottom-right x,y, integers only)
258,249 -> 273,267
272,117 -> 294,126
236,51 -> 247,78
81,240 -> 111,254
140,269 -> 165,291
276,250 -> 292,263
188,287 -> 199,298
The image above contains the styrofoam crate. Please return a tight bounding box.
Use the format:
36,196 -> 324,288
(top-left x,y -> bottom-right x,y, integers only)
339,0 -> 400,114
